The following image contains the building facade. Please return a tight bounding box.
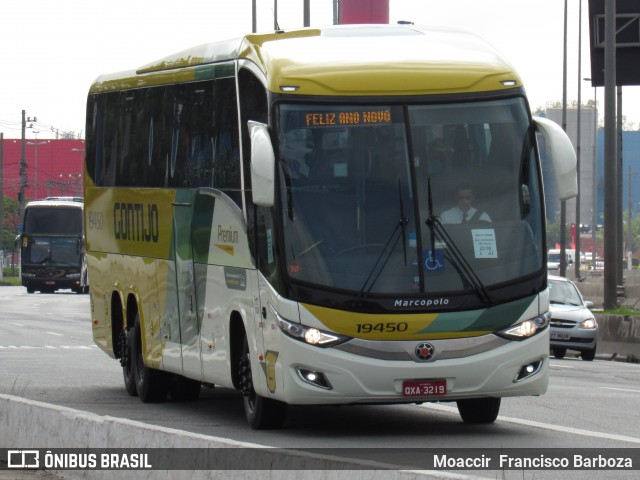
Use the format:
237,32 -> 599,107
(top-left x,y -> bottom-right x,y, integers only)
1,138 -> 85,202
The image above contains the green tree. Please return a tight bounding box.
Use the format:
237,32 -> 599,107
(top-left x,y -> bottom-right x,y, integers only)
2,196 -> 20,252
625,210 -> 640,256
546,223 -> 573,250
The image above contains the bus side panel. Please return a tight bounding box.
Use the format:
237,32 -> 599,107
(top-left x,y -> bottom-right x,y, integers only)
85,186 -> 177,367
87,251 -> 114,357
193,189 -> 259,387
156,256 -> 182,375
125,254 -> 164,370
199,265 -> 258,388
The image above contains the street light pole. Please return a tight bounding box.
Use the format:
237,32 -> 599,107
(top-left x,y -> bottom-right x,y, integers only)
584,78 -> 598,264
560,0 -> 568,277
575,0 -> 583,279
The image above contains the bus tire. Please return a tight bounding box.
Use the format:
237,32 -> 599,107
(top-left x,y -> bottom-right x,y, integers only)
132,314 -> 168,403
238,335 -> 286,430
122,328 -> 137,397
456,397 -> 501,424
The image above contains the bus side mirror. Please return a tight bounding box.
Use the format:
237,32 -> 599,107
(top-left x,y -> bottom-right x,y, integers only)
534,117 -> 577,200
248,121 -> 275,207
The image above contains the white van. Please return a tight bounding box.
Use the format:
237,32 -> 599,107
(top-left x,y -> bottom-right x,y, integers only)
547,248 -> 578,271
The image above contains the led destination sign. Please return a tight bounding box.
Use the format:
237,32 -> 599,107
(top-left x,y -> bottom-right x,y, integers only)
304,108 -> 392,127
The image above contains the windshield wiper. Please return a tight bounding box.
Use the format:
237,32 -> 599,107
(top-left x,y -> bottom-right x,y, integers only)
424,178 -> 491,304
359,181 -> 409,296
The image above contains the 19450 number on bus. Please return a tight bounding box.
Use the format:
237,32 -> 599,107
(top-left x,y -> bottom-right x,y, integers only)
356,322 -> 409,333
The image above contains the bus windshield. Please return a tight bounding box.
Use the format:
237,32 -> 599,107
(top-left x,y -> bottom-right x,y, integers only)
24,207 -> 83,235
22,206 -> 84,266
277,97 -> 543,297
24,237 -> 82,266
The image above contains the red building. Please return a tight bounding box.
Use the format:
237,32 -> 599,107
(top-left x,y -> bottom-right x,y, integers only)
339,0 -> 389,24
1,138 -> 85,201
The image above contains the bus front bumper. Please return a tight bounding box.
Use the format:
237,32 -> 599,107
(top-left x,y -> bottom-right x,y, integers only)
258,329 -> 549,405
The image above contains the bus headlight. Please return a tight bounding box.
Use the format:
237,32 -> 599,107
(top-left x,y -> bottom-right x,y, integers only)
496,312 -> 550,341
277,317 -> 350,348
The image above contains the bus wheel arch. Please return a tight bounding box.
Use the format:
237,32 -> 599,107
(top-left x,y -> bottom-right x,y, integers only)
230,311 -> 287,429
129,302 -> 168,403
111,291 -> 125,360
119,292 -> 137,396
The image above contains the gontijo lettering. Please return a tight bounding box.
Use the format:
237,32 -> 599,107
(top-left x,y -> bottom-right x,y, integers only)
113,203 -> 159,242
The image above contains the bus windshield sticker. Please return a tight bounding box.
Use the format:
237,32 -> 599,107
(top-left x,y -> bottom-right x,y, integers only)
267,228 -> 274,264
423,248 -> 445,272
471,229 -> 498,259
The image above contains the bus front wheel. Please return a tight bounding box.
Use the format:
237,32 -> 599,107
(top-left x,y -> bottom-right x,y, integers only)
132,314 -> 168,403
456,397 -> 501,424
238,335 -> 287,429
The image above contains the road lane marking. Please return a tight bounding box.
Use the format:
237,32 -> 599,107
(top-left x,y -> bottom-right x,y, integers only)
420,403 -> 640,444
46,331 -> 64,336
549,362 -> 575,369
601,386 -> 640,394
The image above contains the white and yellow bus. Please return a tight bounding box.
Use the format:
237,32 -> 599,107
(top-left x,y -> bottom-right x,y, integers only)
84,24 -> 576,429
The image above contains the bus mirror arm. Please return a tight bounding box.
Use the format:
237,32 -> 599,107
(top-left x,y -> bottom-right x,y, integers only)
248,121 -> 276,208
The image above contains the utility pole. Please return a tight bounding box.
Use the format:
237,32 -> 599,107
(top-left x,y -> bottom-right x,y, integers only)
603,0 -> 618,310
575,0 -> 583,280
304,0 -> 310,27
274,0 -> 278,30
252,0 -> 256,33
617,86 -> 623,285
560,0 -> 568,277
629,165 -> 633,268
19,110 -> 27,224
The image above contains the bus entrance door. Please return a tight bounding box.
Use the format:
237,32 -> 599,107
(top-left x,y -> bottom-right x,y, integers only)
172,193 -> 202,380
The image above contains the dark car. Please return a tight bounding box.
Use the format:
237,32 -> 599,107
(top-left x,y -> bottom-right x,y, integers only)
548,275 -> 598,361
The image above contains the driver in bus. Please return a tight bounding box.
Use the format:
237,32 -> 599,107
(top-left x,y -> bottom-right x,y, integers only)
440,183 -> 491,224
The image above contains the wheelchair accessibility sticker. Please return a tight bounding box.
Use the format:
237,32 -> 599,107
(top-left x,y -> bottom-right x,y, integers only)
423,249 -> 445,272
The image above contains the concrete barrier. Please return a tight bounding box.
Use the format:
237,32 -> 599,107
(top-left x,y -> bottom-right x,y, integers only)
0,394 -> 461,480
595,314 -> 640,360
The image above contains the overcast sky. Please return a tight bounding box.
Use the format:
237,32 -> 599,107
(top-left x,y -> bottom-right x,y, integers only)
1,0 -> 637,140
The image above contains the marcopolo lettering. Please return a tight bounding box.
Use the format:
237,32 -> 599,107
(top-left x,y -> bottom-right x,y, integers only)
113,203 -> 159,243
394,298 -> 450,308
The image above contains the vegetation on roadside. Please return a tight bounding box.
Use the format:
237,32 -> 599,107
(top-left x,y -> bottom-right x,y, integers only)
602,308 -> 640,316
0,275 -> 20,286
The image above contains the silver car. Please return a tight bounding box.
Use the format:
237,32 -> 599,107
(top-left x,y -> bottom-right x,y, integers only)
548,275 -> 598,361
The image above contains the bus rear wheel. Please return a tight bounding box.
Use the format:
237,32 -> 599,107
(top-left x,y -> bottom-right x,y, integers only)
238,335 -> 286,429
132,314 -> 168,402
456,397 -> 501,424
122,327 -> 137,396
